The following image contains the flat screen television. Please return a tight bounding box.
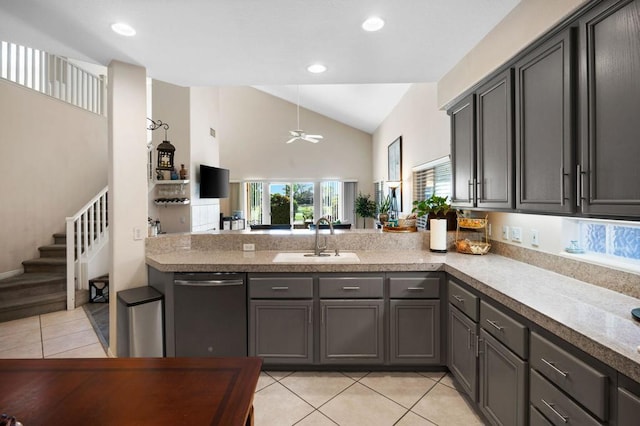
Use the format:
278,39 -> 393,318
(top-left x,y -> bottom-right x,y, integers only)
199,164 -> 230,198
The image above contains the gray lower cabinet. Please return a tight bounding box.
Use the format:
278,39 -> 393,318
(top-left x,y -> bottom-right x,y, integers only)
389,300 -> 440,365
618,385 -> 640,426
248,274 -> 314,365
249,300 -> 313,365
479,329 -> 528,426
578,0 -> 640,217
448,304 -> 479,401
320,299 -> 384,364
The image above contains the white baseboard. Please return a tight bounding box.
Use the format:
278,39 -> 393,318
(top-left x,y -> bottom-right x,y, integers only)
0,268 -> 23,280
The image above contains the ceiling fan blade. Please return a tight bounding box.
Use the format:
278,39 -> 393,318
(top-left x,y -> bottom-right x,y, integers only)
286,137 -> 299,144
290,130 -> 301,137
306,134 -> 323,139
304,137 -> 320,143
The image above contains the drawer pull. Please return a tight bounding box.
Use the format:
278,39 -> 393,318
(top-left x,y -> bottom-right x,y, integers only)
542,399 -> 569,423
453,295 -> 464,303
342,286 -> 361,291
541,358 -> 568,378
271,286 -> 289,291
407,287 -> 424,291
485,319 -> 504,331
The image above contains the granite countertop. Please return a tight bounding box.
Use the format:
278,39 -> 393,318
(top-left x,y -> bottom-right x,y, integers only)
146,249 -> 640,382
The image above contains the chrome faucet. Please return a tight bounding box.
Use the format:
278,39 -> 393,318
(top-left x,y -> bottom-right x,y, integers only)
314,217 -> 338,256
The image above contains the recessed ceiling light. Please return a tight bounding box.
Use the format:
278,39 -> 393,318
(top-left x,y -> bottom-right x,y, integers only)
362,16 -> 385,32
307,64 -> 327,74
111,22 -> 136,37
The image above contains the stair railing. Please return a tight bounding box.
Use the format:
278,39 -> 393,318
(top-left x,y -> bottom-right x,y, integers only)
66,187 -> 109,310
1,40 -> 106,115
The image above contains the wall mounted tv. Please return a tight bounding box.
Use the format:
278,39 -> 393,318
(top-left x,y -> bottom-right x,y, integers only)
199,164 -> 230,198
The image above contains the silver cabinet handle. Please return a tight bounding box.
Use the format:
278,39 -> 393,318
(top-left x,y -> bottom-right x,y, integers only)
342,286 -> 361,290
560,167 -> 570,206
542,399 -> 569,423
467,328 -> 472,349
407,287 -> 424,291
468,180 -> 473,203
541,358 -> 568,378
453,295 -> 464,303
485,319 -> 504,331
175,279 -> 243,287
271,286 -> 289,291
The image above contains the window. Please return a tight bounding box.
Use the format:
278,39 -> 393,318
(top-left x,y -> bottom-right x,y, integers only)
243,181 -> 355,227
412,157 -> 452,228
564,218 -> 640,273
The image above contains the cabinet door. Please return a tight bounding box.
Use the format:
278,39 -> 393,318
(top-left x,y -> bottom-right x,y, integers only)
579,0 -> 640,217
450,94 -> 476,207
476,70 -> 514,209
320,300 -> 384,365
515,28 -> 575,213
389,300 -> 440,365
448,304 -> 479,402
619,387 -> 640,426
249,300 -> 313,365
479,329 -> 528,426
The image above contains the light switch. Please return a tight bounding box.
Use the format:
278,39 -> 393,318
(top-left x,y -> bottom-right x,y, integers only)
502,225 -> 509,240
511,226 -> 522,243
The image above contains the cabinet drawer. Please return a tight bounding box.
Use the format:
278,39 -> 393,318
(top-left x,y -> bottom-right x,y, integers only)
389,275 -> 440,298
319,276 -> 383,298
530,369 -> 603,426
249,277 -> 313,299
531,332 -> 608,421
480,300 -> 528,359
530,405 -> 552,426
448,280 -> 479,321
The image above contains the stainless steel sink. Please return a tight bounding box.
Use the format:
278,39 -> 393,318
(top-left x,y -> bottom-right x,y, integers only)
272,252 -> 360,263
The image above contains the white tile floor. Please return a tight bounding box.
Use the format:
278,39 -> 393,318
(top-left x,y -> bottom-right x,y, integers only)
0,310 -> 485,425
0,307 -> 108,359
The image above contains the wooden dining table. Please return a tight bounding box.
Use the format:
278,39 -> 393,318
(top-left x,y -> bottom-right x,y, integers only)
0,356 -> 262,426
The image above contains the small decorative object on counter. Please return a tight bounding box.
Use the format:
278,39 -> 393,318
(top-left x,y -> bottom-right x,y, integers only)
565,240 -> 585,254
382,213 -> 417,233
179,164 -> 188,180
455,212 -> 490,255
170,167 -> 179,180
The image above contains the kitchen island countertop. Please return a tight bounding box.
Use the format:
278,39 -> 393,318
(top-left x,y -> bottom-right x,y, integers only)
147,248 -> 640,383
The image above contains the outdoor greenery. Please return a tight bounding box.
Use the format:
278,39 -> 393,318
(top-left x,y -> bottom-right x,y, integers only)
270,193 -> 292,224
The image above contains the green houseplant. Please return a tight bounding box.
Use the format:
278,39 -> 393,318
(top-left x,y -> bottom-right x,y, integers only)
411,195 -> 451,219
377,195 -> 392,224
354,192 -> 377,228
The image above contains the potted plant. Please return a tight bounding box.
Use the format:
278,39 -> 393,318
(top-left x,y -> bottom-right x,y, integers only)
377,195 -> 392,224
412,195 -> 451,253
354,192 -> 377,228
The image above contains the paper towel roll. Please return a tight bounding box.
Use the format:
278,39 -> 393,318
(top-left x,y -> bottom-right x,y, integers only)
430,219 -> 448,252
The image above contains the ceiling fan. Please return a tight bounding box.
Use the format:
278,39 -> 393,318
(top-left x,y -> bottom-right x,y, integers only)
286,87 -> 324,144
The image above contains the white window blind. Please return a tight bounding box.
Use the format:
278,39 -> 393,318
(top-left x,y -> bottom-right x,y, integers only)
246,182 -> 263,225
412,159 -> 452,228
320,181 -> 341,222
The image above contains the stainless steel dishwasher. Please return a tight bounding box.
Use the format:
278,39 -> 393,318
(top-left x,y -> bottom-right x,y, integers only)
173,272 -> 247,357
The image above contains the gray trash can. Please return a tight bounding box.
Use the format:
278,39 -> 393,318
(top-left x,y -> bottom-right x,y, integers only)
117,286 -> 164,357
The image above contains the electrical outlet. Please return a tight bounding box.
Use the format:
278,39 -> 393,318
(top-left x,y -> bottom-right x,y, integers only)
531,229 -> 540,246
502,225 -> 509,240
511,226 -> 523,243
243,243 -> 255,251
488,223 -> 492,237
133,227 -> 143,241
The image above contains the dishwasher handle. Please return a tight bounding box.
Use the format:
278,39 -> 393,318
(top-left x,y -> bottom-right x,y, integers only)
174,279 -> 244,287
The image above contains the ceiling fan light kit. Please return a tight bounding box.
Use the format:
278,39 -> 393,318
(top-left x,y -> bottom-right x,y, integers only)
286,87 -> 324,144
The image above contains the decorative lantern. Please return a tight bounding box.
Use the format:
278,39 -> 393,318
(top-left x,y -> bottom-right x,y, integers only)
147,118 -> 176,170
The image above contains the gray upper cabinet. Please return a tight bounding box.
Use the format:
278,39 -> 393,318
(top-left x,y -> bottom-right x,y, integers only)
450,69 -> 514,210
515,28 -> 575,213
450,94 -> 476,207
578,0 -> 640,217
476,70 -> 514,209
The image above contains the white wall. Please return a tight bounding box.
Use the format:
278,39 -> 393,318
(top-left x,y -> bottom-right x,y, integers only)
372,83 -> 450,214
150,80 -> 191,233
438,0 -> 588,108
0,79 -> 107,274
189,86 -> 222,231
107,60 -> 148,354
218,87 -> 372,191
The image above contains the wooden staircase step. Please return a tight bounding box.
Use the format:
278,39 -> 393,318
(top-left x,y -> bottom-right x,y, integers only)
0,291 -> 67,323
53,233 -> 66,244
22,258 -> 66,274
38,244 -> 67,258
0,273 -> 65,300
